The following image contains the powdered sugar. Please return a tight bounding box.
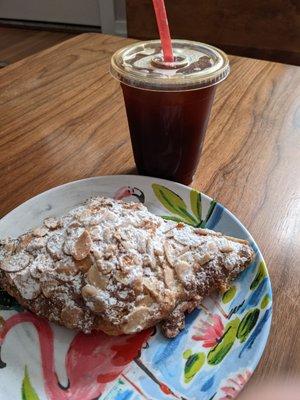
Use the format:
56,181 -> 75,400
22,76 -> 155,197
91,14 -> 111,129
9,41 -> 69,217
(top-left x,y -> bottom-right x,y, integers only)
0,196 -> 254,337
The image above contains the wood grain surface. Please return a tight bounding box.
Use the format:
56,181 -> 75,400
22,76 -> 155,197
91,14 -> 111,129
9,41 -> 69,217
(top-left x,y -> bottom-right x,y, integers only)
126,0 -> 300,66
0,33 -> 299,387
0,27 -> 76,65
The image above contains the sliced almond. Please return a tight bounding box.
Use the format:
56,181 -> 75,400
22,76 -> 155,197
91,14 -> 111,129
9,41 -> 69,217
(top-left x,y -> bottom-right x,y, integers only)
55,257 -> 77,275
178,246 -> 193,257
146,237 -> 154,253
103,228 -> 111,242
220,245 -> 234,253
194,228 -> 209,236
95,260 -> 113,275
32,227 -> 48,237
82,285 -> 106,313
92,249 -> 102,259
0,239 -> 17,256
71,230 -> 92,260
19,234 -> 34,249
224,235 -> 249,245
137,294 -> 153,307
132,276 -> 143,293
76,210 -> 91,223
74,257 -> 92,272
62,240 -> 72,255
139,219 -> 158,233
13,270 -> 41,300
142,254 -> 153,268
102,210 -> 118,222
89,227 -> 102,240
41,279 -> 61,298
123,306 -> 149,334
207,242 -> 218,252
218,238 -> 234,253
26,237 -> 47,253
163,264 -> 175,289
143,278 -> 161,301
197,253 -> 213,266
115,270 -> 129,285
163,241 -> 175,266
82,284 -> 98,298
46,234 -> 64,260
119,254 -> 135,268
161,290 -> 176,312
103,244 -> 116,259
91,298 -> 109,313
61,304 -> 83,328
87,265 -> 108,290
30,254 -> 53,278
44,217 -> 60,230
174,261 -> 193,285
154,247 -> 163,257
66,221 -> 81,233
136,235 -> 147,254
195,228 -> 222,237
0,251 -> 31,272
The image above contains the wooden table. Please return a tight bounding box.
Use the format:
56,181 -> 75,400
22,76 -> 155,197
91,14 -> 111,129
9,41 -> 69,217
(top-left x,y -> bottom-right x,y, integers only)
0,33 -> 299,387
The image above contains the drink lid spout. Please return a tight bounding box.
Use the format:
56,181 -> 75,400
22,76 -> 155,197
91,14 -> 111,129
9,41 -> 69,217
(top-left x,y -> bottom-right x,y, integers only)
151,55 -> 188,69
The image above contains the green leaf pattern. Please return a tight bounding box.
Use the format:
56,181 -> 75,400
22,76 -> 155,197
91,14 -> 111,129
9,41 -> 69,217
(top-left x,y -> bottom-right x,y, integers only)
160,215 -> 189,223
222,286 -> 237,304
237,309 -> 260,343
22,366 -> 40,400
250,261 -> 267,290
152,184 -> 197,225
207,318 -> 240,365
152,184 -> 216,228
261,294 -> 271,309
184,352 -> 206,383
190,190 -> 202,221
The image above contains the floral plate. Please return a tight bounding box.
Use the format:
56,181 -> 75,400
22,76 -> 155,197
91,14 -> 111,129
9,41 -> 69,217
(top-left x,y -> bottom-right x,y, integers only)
0,175 -> 272,400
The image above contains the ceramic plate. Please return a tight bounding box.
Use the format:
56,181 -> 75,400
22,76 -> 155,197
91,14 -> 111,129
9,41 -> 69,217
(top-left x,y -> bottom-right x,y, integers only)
0,175 -> 272,400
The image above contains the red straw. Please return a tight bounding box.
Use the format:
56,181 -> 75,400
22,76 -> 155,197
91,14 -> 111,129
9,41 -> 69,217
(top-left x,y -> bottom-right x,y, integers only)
152,0 -> 174,62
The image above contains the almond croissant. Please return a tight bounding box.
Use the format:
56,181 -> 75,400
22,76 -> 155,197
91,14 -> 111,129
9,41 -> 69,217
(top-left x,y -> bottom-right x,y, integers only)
0,197 -> 254,338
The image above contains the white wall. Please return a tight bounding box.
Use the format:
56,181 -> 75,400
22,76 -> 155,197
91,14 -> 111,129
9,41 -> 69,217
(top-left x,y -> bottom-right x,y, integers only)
0,0 -> 127,34
0,0 -> 101,26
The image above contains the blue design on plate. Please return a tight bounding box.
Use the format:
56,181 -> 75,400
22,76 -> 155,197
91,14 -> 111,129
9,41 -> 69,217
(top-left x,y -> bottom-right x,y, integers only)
129,181 -> 273,400
114,390 -> 133,400
0,176 -> 273,400
201,376 -> 215,391
205,203 -> 223,230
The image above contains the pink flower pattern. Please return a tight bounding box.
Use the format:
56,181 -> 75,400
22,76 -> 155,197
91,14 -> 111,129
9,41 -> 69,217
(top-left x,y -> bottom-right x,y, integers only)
192,314 -> 224,348
219,370 -> 252,399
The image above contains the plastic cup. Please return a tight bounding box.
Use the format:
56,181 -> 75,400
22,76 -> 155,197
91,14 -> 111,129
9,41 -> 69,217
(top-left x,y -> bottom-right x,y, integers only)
110,40 -> 229,185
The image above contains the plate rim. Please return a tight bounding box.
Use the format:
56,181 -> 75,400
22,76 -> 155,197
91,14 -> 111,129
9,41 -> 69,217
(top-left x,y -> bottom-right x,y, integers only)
0,174 -> 272,398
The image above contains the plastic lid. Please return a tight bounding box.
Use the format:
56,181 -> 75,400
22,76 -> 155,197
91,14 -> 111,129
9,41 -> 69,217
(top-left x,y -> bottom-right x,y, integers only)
110,39 -> 230,91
